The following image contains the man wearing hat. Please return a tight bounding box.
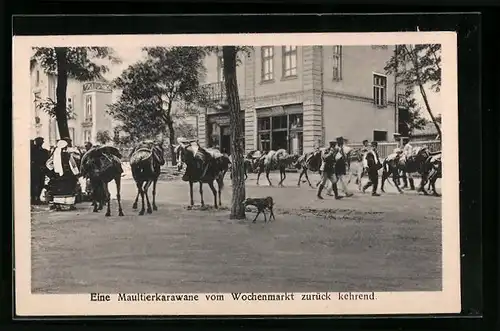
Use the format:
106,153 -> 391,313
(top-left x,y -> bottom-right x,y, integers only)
362,141 -> 382,196
84,141 -> 93,152
334,136 -> 353,197
31,137 -> 50,204
401,137 -> 413,159
359,139 -> 370,176
401,137 -> 413,188
317,140 -> 342,200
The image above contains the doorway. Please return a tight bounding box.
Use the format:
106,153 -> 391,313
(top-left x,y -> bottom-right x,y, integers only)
220,125 -> 231,154
398,108 -> 410,137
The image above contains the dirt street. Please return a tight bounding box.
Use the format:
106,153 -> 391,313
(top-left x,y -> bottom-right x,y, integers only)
31,172 -> 442,294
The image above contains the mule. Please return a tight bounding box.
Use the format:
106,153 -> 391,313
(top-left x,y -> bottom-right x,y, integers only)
256,149 -> 299,187
380,146 -> 431,194
419,152 -> 442,196
229,151 -> 257,180
80,146 -> 124,217
129,140 -> 165,215
295,149 -> 323,188
174,138 -> 230,209
380,154 -> 405,194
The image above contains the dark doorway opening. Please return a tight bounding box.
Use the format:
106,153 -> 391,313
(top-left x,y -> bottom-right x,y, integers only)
398,108 -> 410,137
220,125 -> 231,154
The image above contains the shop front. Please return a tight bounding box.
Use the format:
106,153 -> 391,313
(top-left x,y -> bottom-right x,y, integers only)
256,104 -> 303,155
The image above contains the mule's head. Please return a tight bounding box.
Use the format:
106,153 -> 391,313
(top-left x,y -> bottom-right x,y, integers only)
173,144 -> 184,171
154,140 -> 164,152
174,140 -> 199,172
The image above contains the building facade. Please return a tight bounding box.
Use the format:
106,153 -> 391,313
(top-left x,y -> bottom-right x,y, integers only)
30,60 -> 114,148
197,45 -> 403,155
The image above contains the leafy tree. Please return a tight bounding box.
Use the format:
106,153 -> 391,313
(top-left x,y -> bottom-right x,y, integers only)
35,97 -> 76,120
203,46 -> 252,220
96,130 -> 112,145
31,47 -> 121,145
399,86 -> 428,135
109,47 -> 207,165
385,44 -> 442,138
174,122 -> 197,141
108,97 -> 167,142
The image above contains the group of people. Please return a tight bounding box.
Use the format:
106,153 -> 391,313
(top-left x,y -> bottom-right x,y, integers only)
315,136 -> 417,199
314,136 -> 385,199
30,136 -> 95,208
316,137 -> 374,200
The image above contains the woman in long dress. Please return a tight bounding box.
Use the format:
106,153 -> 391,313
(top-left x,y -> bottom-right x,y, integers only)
45,139 -> 80,209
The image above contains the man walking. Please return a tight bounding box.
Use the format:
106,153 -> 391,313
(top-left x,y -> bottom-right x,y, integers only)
317,140 -> 342,200
362,141 -> 382,196
334,136 -> 353,197
401,137 -> 413,189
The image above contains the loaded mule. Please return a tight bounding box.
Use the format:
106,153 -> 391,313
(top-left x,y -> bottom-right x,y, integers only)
129,140 -> 165,215
418,151 -> 442,196
80,146 -> 124,216
294,148 -> 324,188
174,138 -> 231,209
380,146 -> 431,194
255,149 -> 299,187
229,150 -> 262,181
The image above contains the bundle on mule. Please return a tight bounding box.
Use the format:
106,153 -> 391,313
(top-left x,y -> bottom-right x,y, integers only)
174,138 -> 230,208
129,140 -> 165,215
80,145 -> 125,216
81,146 -> 123,181
256,149 -> 299,187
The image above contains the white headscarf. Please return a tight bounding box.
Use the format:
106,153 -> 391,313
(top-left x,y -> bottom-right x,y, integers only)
53,140 -> 68,176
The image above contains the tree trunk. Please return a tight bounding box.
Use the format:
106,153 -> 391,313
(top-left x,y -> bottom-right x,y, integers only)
223,46 -> 245,219
167,121 -> 177,166
418,84 -> 442,139
55,47 -> 71,145
405,45 -> 442,140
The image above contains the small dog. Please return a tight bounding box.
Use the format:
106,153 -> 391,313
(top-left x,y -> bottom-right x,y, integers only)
241,196 -> 276,223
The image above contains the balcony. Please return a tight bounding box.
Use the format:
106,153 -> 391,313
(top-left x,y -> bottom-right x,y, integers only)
201,81 -> 227,107
82,117 -> 93,127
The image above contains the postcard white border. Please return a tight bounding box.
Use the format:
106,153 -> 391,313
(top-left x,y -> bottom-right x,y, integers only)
13,32 -> 460,316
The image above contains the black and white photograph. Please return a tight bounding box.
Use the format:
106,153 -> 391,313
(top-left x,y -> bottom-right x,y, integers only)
14,32 -> 460,316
